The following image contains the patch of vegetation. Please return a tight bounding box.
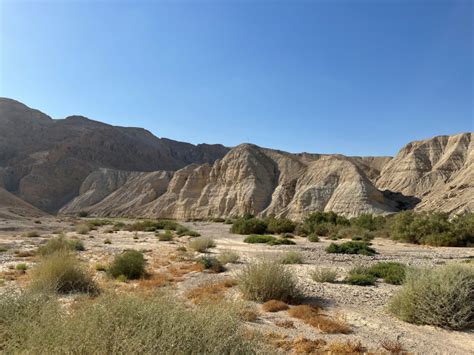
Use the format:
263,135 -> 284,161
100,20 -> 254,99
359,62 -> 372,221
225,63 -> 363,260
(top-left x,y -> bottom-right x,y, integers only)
188,237 -> 216,252
30,252 -> 98,294
350,213 -> 386,231
345,266 -> 376,286
86,219 -> 113,228
156,230 -> 174,241
310,268 -> 338,283
77,211 -> 88,217
22,231 -> 40,238
108,250 -> 146,280
197,256 -> 224,273
217,250 -> 240,264
0,292 -> 259,353
288,305 -> 350,334
297,212 -> 349,236
265,217 -> 296,234
231,217 -> 267,235
243,234 -> 276,244
75,224 -> 90,235
308,234 -> 320,242
15,263 -> 28,271
279,251 -> 304,264
389,263 -> 474,330
125,219 -> 181,232
389,211 -> 474,247
237,259 -> 299,302
267,238 -> 296,246
104,238 -> 112,244
176,225 -> 200,237
367,262 -> 406,285
326,241 -> 376,256
261,300 -> 289,312
37,236 -> 85,256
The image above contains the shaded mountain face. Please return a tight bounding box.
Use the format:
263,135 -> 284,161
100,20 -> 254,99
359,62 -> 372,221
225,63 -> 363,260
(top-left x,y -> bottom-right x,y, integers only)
0,98 -> 229,212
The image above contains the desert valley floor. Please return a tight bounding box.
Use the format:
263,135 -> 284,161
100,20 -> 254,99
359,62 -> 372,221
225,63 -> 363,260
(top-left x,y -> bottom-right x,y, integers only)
1,217 -> 473,354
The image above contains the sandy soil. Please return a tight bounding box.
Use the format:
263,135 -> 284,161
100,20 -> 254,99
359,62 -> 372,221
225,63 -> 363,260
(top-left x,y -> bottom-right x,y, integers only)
1,218 -> 473,354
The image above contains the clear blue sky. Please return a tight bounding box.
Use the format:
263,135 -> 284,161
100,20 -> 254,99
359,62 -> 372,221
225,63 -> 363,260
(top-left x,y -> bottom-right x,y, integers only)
1,0 -> 472,156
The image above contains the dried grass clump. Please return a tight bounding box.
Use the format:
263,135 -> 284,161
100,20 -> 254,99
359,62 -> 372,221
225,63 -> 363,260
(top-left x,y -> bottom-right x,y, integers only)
389,263 -> 474,330
22,231 -> 40,238
0,292 -> 260,353
288,305 -> 351,334
274,320 -> 295,329
237,259 -> 299,302
188,237 -> 216,252
186,279 -> 237,304
262,300 -> 289,312
325,340 -> 366,353
30,252 -> 98,295
217,250 -> 240,264
38,235 -> 85,256
380,339 -> 405,354
279,251 -> 304,264
270,333 -> 326,354
310,268 -> 338,283
75,224 -> 90,235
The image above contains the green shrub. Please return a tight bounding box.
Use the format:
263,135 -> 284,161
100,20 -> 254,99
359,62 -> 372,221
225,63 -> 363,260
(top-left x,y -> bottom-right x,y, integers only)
78,211 -> 88,217
22,231 -> 40,238
30,252 -> 98,294
389,211 -> 473,247
197,256 -> 224,273
0,246 -> 8,253
231,218 -> 267,235
298,212 -> 349,236
0,292 -> 259,353
326,241 -> 376,256
243,235 -> 275,244
389,264 -> 474,330
108,250 -> 146,280
157,230 -> 174,241
345,267 -> 376,286
86,219 -> 113,228
310,268 -> 338,283
368,262 -> 406,285
113,222 -> 125,231
188,237 -> 216,252
211,217 -> 225,223
267,238 -> 295,246
38,236 -> 85,256
266,218 -> 296,234
15,263 -> 28,271
217,250 -> 240,264
238,259 -> 299,302
75,224 -> 90,235
308,234 -> 320,242
279,251 -> 303,264
350,214 -> 386,231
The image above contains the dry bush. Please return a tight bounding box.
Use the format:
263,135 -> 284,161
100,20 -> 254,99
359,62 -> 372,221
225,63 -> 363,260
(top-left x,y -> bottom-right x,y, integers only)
288,305 -> 350,334
274,320 -> 295,329
137,272 -> 173,290
237,259 -> 299,302
188,237 -> 216,252
279,251 -> 304,264
14,250 -> 35,258
325,340 -> 366,353
262,300 -> 289,312
389,263 -> 474,330
270,333 -> 326,353
310,268 -> 338,283
30,252 -> 98,295
238,303 -> 259,322
217,250 -> 240,264
22,231 -> 40,238
75,224 -> 90,235
186,279 -> 237,304
0,292 -> 260,353
381,339 -> 405,354
38,235 -> 85,256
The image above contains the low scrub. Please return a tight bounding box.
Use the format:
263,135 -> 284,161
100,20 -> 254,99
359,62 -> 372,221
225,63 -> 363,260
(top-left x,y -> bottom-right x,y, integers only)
265,217 -> 296,234
188,237 -> 216,252
368,262 -> 406,285
326,241 -> 376,256
108,250 -> 146,280
0,292 -> 259,353
389,264 -> 474,330
125,219 -> 180,232
75,224 -> 90,235
261,300 -> 289,312
217,250 -> 240,264
231,217 -> 268,235
237,259 -> 299,302
345,271 -> 376,286
288,305 -> 350,334
197,256 -> 224,273
267,238 -> 295,246
22,231 -> 40,238
244,235 -> 275,244
37,235 -> 85,256
279,251 -> 304,264
308,234 -> 320,242
30,252 -> 98,294
297,212 -> 349,236
156,230 -> 173,241
310,268 -> 338,283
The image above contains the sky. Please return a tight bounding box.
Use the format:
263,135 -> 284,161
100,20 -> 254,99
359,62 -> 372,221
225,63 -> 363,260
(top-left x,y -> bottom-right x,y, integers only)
0,0 -> 472,156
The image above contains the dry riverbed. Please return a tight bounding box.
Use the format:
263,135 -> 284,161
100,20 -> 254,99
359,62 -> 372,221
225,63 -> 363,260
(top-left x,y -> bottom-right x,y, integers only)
1,218 -> 473,354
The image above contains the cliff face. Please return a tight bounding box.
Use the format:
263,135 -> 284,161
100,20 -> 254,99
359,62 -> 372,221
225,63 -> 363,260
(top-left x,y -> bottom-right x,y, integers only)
0,98 -> 229,212
61,144 -> 401,219
376,133 -> 473,214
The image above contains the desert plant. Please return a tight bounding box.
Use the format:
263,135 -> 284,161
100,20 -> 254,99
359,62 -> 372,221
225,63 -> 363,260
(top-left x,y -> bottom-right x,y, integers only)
217,250 -> 240,264
75,224 -> 90,235
345,266 -> 376,286
104,238 -> 112,244
231,218 -> 267,235
310,268 -> 338,283
288,305 -> 350,334
30,252 -> 98,294
38,235 -> 84,256
197,256 -> 224,273
244,235 -> 276,244
0,292 -> 259,353
266,217 -> 296,234
22,231 -> 40,238
237,259 -> 299,302
350,213 -> 386,231
368,262 -> 406,285
389,263 -> 474,330
157,230 -> 174,241
308,234 -> 319,242
326,241 -> 376,256
78,211 -> 88,217
261,300 -> 289,312
15,263 -> 28,271
188,237 -> 216,252
267,238 -> 296,246
108,250 -> 146,280
279,251 -> 304,264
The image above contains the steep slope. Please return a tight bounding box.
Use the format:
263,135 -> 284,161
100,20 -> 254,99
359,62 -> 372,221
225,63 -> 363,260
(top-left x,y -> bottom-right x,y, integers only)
63,144 -> 399,219
0,188 -> 49,219
0,98 -> 229,212
376,133 -> 473,213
